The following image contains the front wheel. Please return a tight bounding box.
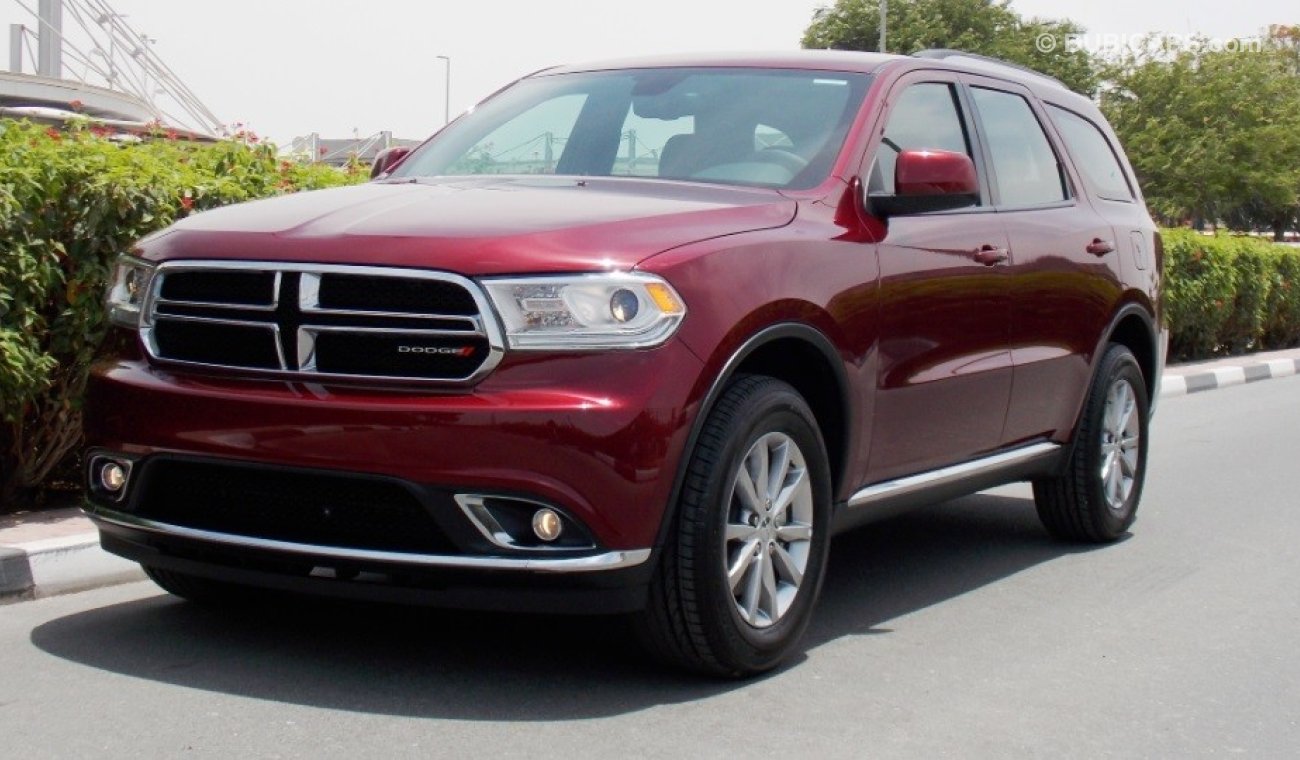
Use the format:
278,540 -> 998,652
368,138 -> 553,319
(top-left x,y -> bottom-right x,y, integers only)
1033,343 -> 1150,542
633,375 -> 833,677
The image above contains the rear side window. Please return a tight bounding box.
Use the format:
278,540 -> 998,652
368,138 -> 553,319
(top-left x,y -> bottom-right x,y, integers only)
869,82 -> 972,195
970,87 -> 1067,207
1047,105 -> 1135,202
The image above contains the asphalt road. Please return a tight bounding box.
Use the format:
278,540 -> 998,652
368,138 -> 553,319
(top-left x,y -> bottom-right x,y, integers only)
3,376 -> 1299,758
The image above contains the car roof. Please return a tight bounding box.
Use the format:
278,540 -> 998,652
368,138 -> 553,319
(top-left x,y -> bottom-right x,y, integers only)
535,50 -> 1096,112
539,50 -> 897,76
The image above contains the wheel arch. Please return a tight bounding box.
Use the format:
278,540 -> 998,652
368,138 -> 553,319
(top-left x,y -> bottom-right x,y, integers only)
1057,301 -> 1160,470
654,322 -> 853,550
1098,301 -> 1160,405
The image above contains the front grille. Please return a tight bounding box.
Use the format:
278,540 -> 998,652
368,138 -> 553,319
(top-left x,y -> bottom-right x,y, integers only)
131,458 -> 458,555
142,263 -> 502,383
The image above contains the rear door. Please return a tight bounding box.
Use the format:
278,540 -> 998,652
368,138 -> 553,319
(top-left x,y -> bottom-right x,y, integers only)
863,73 -> 1013,482
961,77 -> 1123,445
1045,103 -> 1158,297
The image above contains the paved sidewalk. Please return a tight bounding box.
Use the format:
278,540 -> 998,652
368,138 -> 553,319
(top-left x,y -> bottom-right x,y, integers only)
3,346 -> 1298,604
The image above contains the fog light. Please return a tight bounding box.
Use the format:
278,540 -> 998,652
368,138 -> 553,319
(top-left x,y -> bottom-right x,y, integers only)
99,462 -> 127,493
532,508 -> 563,542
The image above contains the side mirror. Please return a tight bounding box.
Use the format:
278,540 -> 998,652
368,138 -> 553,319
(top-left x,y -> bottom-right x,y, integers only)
370,146 -> 412,179
868,149 -> 979,217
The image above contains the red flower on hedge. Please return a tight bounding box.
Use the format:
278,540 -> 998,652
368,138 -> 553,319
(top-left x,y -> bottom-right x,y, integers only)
45,127 -> 61,140
180,196 -> 194,210
166,128 -> 179,141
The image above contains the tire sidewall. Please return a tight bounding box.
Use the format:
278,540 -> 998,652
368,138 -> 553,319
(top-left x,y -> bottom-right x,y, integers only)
691,382 -> 832,668
1082,348 -> 1149,536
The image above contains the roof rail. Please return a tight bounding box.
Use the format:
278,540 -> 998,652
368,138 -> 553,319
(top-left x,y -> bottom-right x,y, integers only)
912,49 -> 1069,90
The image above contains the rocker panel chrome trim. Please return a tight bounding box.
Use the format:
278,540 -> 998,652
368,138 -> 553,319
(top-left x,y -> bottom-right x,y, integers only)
846,442 -> 1061,508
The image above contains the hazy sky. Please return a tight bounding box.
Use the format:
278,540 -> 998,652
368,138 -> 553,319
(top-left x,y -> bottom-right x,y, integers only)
4,0 -> 1294,146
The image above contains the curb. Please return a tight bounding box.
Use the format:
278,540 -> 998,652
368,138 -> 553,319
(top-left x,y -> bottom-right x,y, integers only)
1,527 -> 144,604
2,353 -> 1298,605
1160,357 -> 1300,398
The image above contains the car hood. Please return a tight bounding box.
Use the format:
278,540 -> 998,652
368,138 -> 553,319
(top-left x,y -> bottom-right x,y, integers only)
140,176 -> 796,275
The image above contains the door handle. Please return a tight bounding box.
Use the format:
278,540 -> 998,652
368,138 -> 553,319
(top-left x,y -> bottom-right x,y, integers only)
973,245 -> 1009,266
1086,238 -> 1116,256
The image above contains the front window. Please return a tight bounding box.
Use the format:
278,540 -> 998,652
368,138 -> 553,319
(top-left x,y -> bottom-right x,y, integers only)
392,68 -> 872,190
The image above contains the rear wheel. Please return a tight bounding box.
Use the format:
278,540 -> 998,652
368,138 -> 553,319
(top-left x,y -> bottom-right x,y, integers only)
1033,343 -> 1149,542
634,375 -> 832,677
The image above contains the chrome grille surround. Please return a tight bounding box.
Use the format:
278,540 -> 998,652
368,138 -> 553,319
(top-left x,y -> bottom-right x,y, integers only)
140,261 -> 505,384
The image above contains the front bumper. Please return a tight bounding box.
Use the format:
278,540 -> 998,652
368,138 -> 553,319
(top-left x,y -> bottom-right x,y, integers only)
92,509 -> 655,613
85,331 -> 706,609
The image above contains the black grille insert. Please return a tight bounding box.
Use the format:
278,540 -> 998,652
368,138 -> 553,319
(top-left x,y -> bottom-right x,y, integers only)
160,270 -> 276,306
153,320 -> 281,369
317,274 -> 478,315
133,459 -> 457,555
313,333 -> 489,378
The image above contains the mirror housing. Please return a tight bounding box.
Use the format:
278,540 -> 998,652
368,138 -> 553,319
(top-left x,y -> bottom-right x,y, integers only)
868,149 -> 979,217
370,146 -> 413,179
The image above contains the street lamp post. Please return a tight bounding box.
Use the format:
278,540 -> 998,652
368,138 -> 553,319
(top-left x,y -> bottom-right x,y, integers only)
437,55 -> 450,126
879,0 -> 887,53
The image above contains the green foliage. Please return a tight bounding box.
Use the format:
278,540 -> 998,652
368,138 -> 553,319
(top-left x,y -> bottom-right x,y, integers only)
1161,229 -> 1300,360
1263,252 -> 1300,349
1102,34 -> 1300,238
0,120 -> 367,505
802,0 -> 1098,94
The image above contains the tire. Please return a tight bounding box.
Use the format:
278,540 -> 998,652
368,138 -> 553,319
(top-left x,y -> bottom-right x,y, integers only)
142,565 -> 251,604
1033,343 -> 1149,542
633,375 -> 833,677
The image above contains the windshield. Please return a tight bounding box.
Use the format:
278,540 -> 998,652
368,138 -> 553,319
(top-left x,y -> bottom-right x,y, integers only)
391,68 -> 872,190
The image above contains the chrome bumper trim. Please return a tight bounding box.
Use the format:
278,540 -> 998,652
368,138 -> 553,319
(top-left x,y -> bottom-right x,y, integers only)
87,506 -> 651,574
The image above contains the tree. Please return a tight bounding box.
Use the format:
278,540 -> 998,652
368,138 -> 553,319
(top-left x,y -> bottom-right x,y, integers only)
802,0 -> 1097,95
1102,35 -> 1300,239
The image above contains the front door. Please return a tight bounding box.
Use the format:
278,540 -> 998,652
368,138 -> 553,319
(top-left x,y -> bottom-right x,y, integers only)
864,75 -> 1013,483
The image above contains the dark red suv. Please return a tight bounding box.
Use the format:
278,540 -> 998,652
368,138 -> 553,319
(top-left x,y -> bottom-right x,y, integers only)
87,50 -> 1163,676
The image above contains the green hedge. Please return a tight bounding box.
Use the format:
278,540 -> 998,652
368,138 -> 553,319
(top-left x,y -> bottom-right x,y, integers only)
1162,228 -> 1300,361
0,120 -> 367,505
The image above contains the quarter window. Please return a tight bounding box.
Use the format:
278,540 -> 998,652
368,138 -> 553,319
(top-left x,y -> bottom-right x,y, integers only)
1048,105 -> 1135,202
970,87 -> 1068,207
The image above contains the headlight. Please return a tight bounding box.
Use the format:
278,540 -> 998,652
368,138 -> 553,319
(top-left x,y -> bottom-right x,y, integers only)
482,273 -> 686,349
105,255 -> 156,328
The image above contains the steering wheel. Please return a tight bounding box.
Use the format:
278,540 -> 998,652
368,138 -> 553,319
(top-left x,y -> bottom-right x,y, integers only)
751,148 -> 808,175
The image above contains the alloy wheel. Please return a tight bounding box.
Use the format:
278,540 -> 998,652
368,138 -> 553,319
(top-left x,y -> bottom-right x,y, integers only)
724,432 -> 814,628
1100,377 -> 1141,511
